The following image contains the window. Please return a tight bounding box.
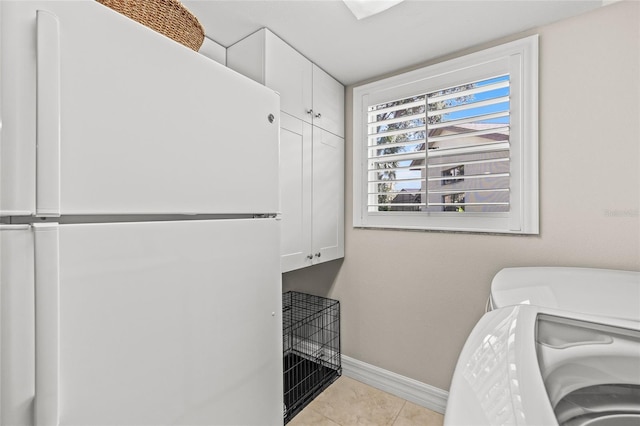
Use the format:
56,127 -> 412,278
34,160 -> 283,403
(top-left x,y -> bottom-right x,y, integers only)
442,165 -> 464,186
353,36 -> 538,234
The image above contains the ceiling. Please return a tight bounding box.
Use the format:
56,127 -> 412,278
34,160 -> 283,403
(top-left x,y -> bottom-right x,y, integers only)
183,0 -> 607,86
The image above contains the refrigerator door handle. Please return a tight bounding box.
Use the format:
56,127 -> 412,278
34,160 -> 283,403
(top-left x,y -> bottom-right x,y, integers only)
33,223 -> 60,426
36,10 -> 61,217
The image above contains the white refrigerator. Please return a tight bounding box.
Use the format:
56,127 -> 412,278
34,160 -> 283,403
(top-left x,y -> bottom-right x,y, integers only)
1,1 -> 283,425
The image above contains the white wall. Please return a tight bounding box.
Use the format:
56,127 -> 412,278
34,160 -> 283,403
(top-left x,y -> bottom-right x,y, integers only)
283,0 -> 640,391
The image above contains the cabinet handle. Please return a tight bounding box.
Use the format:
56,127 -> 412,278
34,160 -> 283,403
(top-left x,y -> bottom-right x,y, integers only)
315,252 -> 321,258
306,254 -> 313,260
314,113 -> 322,119
306,109 -> 313,115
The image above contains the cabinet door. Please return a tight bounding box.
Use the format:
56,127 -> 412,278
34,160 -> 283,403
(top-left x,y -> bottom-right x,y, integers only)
280,114 -> 313,272
312,64 -> 345,138
264,30 -> 313,124
312,127 -> 345,264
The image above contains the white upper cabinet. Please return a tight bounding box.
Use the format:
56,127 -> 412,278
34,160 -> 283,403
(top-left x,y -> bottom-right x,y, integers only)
279,114 -> 313,271
228,28 -> 345,271
311,126 -> 345,263
279,114 -> 344,272
312,64 -> 345,138
0,1 -> 280,216
227,28 -> 344,137
265,31 -> 313,124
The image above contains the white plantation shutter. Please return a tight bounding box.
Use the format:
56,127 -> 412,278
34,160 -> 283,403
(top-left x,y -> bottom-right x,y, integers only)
425,75 -> 511,212
367,96 -> 427,211
354,36 -> 538,233
367,75 -> 511,213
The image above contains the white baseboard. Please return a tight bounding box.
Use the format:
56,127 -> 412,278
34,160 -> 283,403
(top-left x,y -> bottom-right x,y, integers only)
341,355 -> 448,414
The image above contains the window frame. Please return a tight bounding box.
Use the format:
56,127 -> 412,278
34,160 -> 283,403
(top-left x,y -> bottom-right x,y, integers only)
352,35 -> 539,234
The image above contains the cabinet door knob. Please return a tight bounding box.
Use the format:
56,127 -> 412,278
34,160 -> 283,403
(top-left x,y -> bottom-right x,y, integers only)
306,254 -> 313,260
306,109 -> 313,115
314,113 -> 322,119
315,252 -> 321,258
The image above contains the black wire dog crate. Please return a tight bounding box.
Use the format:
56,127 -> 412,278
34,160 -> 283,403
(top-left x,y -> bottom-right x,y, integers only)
283,291 -> 341,423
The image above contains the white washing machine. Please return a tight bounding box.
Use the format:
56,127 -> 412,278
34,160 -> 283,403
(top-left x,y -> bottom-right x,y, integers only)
445,267 -> 640,426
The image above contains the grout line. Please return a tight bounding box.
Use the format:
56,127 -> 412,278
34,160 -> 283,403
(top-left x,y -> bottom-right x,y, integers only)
315,407 -> 338,426
390,400 -> 407,426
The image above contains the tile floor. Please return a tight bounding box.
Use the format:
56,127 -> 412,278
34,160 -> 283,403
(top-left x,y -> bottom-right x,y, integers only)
288,376 -> 445,426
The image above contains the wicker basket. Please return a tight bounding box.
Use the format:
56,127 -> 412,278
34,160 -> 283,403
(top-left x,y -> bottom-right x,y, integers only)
97,0 -> 205,51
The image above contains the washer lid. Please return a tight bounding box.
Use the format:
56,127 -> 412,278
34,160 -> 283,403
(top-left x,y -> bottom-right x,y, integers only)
444,305 -> 640,426
445,306 -> 557,426
490,267 -> 640,321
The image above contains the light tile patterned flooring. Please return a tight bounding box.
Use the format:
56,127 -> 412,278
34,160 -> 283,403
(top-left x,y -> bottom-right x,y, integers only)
288,376 -> 445,426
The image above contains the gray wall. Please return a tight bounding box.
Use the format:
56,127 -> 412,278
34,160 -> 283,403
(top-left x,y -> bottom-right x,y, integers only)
283,1 -> 640,392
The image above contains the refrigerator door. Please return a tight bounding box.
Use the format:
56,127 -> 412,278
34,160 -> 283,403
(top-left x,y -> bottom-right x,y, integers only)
0,226 -> 36,426
0,1 -> 279,216
33,219 -> 283,425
